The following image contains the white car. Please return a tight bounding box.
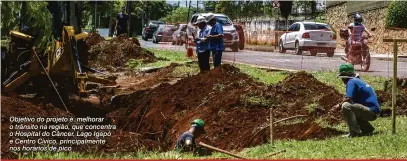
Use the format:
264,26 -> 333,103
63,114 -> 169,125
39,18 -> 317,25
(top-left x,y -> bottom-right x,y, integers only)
279,22 -> 337,57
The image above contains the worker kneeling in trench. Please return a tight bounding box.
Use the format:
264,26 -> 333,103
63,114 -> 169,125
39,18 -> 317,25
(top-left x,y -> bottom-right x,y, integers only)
174,119 -> 211,156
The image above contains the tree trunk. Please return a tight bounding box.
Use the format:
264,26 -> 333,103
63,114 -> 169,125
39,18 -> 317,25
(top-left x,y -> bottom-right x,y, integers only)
108,5 -> 113,37
127,1 -> 132,37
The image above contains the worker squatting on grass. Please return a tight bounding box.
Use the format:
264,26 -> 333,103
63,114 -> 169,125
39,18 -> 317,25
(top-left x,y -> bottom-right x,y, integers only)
174,119 -> 210,155
333,63 -> 381,138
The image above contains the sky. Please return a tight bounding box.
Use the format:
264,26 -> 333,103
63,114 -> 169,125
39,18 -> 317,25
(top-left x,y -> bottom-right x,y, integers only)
166,0 -> 204,8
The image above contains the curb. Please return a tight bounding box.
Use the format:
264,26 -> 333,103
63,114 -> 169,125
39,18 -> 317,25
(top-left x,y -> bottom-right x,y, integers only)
223,60 -> 298,72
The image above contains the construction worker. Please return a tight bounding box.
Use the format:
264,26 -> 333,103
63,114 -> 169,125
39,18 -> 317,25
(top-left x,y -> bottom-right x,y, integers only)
205,13 -> 224,68
193,16 -> 212,72
335,63 -> 380,137
115,7 -> 129,36
174,119 -> 206,152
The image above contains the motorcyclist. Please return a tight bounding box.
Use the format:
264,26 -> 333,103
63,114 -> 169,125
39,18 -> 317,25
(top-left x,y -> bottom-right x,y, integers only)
342,13 -> 373,61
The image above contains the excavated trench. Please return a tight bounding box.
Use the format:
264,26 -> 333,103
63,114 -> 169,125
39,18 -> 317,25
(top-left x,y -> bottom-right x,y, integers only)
3,33 -> 405,159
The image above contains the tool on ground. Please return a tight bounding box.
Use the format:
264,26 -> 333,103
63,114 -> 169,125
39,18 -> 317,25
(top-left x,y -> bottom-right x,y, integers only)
198,142 -> 248,160
263,149 -> 286,158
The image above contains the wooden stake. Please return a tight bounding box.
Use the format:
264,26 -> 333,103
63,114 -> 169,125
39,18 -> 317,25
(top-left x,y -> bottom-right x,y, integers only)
392,40 -> 398,135
269,108 -> 274,145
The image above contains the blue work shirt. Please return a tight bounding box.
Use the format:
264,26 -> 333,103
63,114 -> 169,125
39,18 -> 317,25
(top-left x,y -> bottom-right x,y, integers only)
174,131 -> 195,151
209,22 -> 224,51
194,25 -> 211,53
346,78 -> 380,114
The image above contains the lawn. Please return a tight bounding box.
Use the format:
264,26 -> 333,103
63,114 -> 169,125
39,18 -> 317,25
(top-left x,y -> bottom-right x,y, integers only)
17,49 -> 406,159
126,48 -> 193,70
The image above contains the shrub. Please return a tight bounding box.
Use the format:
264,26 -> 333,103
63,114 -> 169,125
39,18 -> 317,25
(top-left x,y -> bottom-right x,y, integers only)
385,0 -> 407,29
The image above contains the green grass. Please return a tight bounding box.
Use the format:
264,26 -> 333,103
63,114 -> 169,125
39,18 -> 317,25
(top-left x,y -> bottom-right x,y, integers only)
236,64 -> 290,85
171,63 -> 200,77
19,116 -> 407,159
126,48 -> 192,70
241,116 -> 407,159
312,70 -> 389,93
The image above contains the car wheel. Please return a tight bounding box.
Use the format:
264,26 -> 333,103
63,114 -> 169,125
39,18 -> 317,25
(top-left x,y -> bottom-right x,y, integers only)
142,35 -> 148,41
310,50 -> 318,56
327,50 -> 335,57
153,36 -> 157,43
279,40 -> 286,53
172,40 -> 176,45
295,41 -> 302,55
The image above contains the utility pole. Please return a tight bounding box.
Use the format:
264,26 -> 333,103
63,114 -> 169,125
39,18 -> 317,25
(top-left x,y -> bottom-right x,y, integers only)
196,0 -> 198,12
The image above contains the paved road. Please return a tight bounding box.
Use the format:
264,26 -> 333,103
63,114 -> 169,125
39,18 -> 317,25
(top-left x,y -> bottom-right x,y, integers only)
139,39 -> 407,78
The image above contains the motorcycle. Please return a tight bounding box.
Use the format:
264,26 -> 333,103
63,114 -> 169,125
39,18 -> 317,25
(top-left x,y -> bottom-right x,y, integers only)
340,26 -> 372,72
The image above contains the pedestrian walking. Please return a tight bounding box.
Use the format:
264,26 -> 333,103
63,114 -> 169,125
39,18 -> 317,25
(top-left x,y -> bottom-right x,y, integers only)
193,16 -> 212,72
115,7 -> 129,36
205,13 -> 224,68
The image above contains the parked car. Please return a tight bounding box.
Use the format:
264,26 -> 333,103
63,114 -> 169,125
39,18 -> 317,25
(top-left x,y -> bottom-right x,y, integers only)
187,13 -> 240,52
152,24 -> 177,44
278,22 -> 336,57
172,24 -> 187,45
142,20 -> 164,41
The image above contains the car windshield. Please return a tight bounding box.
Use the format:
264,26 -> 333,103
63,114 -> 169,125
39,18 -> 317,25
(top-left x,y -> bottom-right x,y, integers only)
216,16 -> 232,26
304,23 -> 332,31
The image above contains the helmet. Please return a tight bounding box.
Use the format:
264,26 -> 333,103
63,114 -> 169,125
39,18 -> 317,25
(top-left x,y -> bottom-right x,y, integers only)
191,119 -> 205,127
338,63 -> 356,78
354,13 -> 363,23
194,16 -> 206,25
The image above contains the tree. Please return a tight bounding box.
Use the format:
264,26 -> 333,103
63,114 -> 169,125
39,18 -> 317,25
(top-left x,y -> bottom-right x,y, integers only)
386,0 -> 407,29
161,7 -> 200,23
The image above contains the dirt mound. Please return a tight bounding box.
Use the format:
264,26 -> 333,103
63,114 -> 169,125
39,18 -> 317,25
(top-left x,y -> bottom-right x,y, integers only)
266,71 -> 343,121
86,33 -> 156,70
376,90 -> 407,116
1,96 -> 73,158
86,32 -> 105,46
108,65 -> 343,151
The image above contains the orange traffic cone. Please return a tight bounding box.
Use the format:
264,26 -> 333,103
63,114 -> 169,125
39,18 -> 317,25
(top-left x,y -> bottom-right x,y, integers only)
186,47 -> 194,57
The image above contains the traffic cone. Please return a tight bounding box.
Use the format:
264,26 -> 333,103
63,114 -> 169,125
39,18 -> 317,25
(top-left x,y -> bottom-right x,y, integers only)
186,47 -> 193,57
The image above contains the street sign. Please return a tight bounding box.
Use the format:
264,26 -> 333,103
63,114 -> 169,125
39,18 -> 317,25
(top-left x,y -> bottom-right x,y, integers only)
273,0 -> 280,8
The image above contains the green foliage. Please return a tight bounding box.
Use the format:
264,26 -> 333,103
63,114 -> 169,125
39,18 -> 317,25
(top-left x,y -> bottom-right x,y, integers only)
385,0 -> 407,28
161,7 -> 199,24
0,1 -> 52,50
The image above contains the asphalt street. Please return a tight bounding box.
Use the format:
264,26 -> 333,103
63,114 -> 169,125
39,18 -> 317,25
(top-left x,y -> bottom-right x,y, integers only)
139,39 -> 407,78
